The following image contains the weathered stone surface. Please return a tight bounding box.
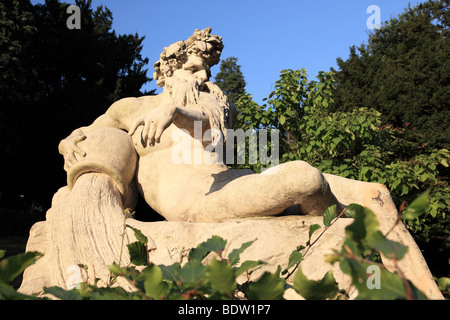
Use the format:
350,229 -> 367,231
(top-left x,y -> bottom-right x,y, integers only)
126,216 -> 354,300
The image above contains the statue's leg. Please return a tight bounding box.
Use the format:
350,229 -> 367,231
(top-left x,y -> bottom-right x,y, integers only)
191,160 -> 342,222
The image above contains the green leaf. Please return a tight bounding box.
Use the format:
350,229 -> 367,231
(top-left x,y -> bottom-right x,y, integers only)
436,277 -> 450,292
367,231 -> 408,260
345,205 -> 379,243
308,224 -> 321,244
179,259 -> 205,285
339,246 -> 428,300
247,271 -> 285,300
207,258 -> 236,295
0,250 -> 5,260
440,158 -> 449,167
188,243 -> 210,262
279,114 -> 286,125
143,264 -> 169,300
228,239 -> 256,266
286,250 -> 304,270
344,203 -> 364,219
189,236 -> 227,262
353,262 -> 427,300
126,225 -> 148,244
0,282 -> 42,300
204,235 -> 227,255
108,262 -> 125,275
402,189 -> 430,220
159,263 -> 182,282
90,286 -> 141,300
293,268 -> 339,300
0,251 -> 43,283
127,241 -> 148,266
234,260 -> 266,276
43,286 -> 84,300
323,204 -> 337,227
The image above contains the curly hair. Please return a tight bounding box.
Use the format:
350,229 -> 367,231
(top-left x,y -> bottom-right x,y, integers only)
153,28 -> 224,87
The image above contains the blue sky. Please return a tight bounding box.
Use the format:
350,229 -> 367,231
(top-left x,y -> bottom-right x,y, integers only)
33,0 -> 425,105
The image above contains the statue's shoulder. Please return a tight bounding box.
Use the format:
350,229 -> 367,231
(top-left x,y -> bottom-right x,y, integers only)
107,94 -> 163,116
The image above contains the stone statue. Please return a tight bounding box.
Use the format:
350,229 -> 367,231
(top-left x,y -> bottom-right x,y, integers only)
59,27 -> 341,221
19,28 -> 443,299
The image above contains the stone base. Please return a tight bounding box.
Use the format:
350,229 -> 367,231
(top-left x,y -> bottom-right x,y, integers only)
127,216 -> 354,299
19,172 -> 444,299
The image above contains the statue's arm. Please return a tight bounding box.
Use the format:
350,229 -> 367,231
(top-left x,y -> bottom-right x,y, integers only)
127,99 -> 211,146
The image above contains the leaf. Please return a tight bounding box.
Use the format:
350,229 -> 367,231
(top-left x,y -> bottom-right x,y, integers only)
286,250 -> 304,270
143,264 -> 169,300
228,239 -> 256,266
188,236 -> 227,262
247,271 -> 285,300
308,224 -> 321,244
206,258 -> 236,295
323,204 -> 337,227
234,260 -> 266,276
159,263 -> 182,282
0,282 -> 42,300
0,250 -> 5,260
343,203 -> 364,219
293,269 -> 339,300
179,259 -> 205,285
43,286 -> 84,300
344,205 -> 379,243
108,262 -> 125,275
279,114 -> 286,125
204,235 -> 227,255
90,286 -> 141,300
126,225 -> 148,244
188,243 -> 210,262
339,246 -> 428,300
127,241 -> 148,266
352,262 -> 428,300
367,231 -> 408,260
402,189 -> 430,220
0,251 -> 43,283
436,277 -> 450,292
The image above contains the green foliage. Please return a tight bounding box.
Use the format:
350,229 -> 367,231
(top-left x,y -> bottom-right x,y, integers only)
331,0 -> 450,150
0,0 -> 152,213
246,269 -> 285,300
234,67 -> 450,268
214,56 -> 247,106
3,196 -> 443,300
294,269 -> 339,300
0,251 -> 43,300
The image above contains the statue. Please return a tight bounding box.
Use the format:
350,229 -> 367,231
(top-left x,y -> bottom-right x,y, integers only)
59,27 -> 341,221
19,28 -> 443,299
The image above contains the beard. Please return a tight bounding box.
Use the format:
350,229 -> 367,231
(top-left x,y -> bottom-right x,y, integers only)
166,76 -> 201,108
165,75 -> 233,146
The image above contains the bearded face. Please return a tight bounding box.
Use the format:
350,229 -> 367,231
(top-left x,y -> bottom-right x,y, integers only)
153,28 -> 233,142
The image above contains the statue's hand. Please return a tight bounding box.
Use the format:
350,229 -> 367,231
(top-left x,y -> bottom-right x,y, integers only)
58,129 -> 87,172
128,104 -> 175,147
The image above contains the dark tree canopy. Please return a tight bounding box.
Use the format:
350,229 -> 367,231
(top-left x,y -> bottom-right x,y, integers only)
0,0 -> 152,220
331,0 -> 449,150
214,57 -> 247,105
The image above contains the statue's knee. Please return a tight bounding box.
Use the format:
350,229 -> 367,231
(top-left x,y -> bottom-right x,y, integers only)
281,161 -> 328,195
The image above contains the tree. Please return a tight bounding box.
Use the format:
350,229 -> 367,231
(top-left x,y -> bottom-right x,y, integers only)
214,57 -> 246,106
235,69 -> 450,278
331,0 -> 449,151
0,0 -> 153,232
